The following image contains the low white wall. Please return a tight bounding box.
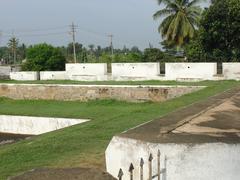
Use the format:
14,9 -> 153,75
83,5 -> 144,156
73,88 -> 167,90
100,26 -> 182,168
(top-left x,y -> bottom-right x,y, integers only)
223,63 -> 240,80
106,136 -> 240,180
0,115 -> 89,135
66,63 -> 107,78
112,63 -> 160,77
0,66 -> 11,76
165,63 -> 217,80
10,72 -> 38,81
40,71 -> 68,80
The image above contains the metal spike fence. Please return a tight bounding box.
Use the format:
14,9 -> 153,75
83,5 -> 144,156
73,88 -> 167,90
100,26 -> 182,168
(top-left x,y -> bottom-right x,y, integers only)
117,150 -> 165,180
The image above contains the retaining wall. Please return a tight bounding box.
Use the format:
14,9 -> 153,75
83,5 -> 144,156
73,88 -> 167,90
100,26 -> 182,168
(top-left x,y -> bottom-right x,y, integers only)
0,84 -> 204,102
223,63 -> 240,80
106,136 -> 240,180
0,115 -> 89,135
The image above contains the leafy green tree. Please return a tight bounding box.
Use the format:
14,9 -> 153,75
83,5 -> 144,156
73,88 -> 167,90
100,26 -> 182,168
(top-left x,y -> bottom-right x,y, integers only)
199,0 -> 240,61
184,35 -> 205,61
80,48 -> 88,63
143,48 -> 164,62
18,43 -> 27,61
22,44 -> 66,71
153,0 -> 203,49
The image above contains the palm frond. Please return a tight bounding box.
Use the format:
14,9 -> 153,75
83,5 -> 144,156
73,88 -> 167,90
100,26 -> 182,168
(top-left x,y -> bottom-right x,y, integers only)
159,15 -> 175,36
157,0 -> 173,5
153,9 -> 174,20
188,0 -> 205,7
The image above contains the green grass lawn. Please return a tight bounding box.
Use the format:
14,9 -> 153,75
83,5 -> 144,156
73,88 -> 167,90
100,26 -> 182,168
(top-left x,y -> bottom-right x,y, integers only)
0,79 -> 222,86
0,80 -> 239,179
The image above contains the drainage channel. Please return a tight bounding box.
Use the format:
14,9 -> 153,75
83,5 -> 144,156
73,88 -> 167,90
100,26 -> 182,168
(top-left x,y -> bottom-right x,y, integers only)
0,133 -> 31,146
0,115 -> 90,146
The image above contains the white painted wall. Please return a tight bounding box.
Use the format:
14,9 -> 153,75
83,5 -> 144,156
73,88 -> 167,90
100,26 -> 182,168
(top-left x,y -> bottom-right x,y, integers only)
66,63 -> 107,76
10,72 -> 38,81
0,66 -> 11,76
106,136 -> 240,180
112,63 -> 160,77
165,63 -> 217,80
0,115 -> 89,135
40,71 -> 69,80
223,63 -> 240,80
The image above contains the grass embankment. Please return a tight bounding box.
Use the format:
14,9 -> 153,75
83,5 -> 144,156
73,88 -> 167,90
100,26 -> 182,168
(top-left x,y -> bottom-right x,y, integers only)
0,80 -> 239,179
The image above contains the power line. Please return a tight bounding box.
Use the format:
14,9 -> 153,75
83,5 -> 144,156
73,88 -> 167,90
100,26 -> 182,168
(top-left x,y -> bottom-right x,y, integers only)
0,32 -> 68,38
0,24 -> 136,48
2,26 -> 68,34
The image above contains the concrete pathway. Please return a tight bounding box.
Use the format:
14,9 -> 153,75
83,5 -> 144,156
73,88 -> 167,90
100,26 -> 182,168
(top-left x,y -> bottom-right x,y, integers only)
120,87 -> 240,144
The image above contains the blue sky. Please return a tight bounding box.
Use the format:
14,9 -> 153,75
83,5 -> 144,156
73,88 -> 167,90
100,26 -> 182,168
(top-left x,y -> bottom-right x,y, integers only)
0,0 -> 210,49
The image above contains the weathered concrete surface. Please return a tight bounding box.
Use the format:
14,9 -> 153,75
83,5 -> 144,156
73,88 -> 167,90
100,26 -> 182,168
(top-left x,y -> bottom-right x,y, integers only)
120,87 -> 240,143
165,63 -> 217,81
106,87 -> 240,180
223,63 -> 240,80
0,66 -> 11,79
66,63 -> 107,81
10,72 -> 38,81
0,115 -> 89,135
112,63 -> 160,77
0,84 -> 204,102
40,71 -> 68,80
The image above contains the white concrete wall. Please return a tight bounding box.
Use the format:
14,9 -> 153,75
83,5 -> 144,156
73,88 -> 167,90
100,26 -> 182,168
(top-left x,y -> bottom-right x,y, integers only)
66,63 -> 107,76
165,63 -> 217,80
0,115 -> 89,135
10,72 -> 38,81
223,63 -> 240,80
106,136 -> 240,180
40,71 -> 69,80
112,63 -> 160,77
0,66 -> 11,76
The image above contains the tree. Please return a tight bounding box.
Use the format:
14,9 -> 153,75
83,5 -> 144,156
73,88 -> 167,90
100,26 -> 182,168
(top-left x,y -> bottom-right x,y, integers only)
199,0 -> 240,61
130,46 -> 141,54
8,37 -> 19,64
143,48 -> 164,62
22,43 -> 66,71
153,0 -> 203,49
0,47 -> 9,64
184,34 -> 205,61
18,43 -> 27,61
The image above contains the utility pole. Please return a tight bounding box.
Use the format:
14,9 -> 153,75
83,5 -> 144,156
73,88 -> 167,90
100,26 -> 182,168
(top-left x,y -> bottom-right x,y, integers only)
70,22 -> 77,63
108,34 -> 114,60
0,31 -> 2,47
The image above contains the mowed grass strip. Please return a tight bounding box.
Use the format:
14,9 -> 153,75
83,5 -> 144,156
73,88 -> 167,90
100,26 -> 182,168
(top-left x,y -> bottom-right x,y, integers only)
0,79 -> 227,86
0,81 -> 239,179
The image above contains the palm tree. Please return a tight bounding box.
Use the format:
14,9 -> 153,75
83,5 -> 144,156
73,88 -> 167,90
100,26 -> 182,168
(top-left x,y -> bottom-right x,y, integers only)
8,37 -> 19,64
153,0 -> 203,49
